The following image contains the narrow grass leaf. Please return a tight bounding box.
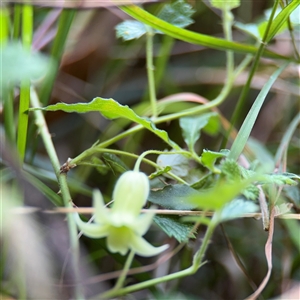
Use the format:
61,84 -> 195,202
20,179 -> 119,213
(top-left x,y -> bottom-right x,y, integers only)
121,5 -> 291,60
33,97 -> 180,150
228,63 -> 289,161
266,0 -> 300,42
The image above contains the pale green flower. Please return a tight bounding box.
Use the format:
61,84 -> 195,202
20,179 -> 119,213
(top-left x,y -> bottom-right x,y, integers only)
74,171 -> 169,257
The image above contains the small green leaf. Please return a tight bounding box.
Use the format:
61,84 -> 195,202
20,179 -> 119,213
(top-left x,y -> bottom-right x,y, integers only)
200,149 -> 229,173
102,153 -> 129,174
157,0 -> 195,28
242,184 -> 260,201
90,156 -> 110,175
220,159 -> 241,181
190,173 -> 215,190
149,166 -> 172,180
179,112 -> 217,151
156,153 -> 190,177
260,173 -> 300,186
33,97 -> 180,150
115,20 -> 147,41
0,42 -> 53,94
217,199 -> 258,223
148,184 -> 200,210
153,215 -> 196,243
210,0 -> 240,11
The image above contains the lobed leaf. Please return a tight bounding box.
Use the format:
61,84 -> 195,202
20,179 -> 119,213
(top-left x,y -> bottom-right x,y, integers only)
33,97 -> 180,150
200,149 -> 230,173
0,42 -> 53,94
157,0 -> 195,29
115,20 -> 147,41
153,215 -> 196,243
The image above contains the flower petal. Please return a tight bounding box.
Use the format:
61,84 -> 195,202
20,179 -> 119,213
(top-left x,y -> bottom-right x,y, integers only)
112,171 -> 149,217
130,234 -> 169,257
127,211 -> 155,236
74,213 -> 110,238
92,189 -> 110,224
106,226 -> 131,255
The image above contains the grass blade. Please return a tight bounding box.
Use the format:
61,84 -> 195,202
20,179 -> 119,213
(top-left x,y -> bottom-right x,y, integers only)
228,63 -> 289,160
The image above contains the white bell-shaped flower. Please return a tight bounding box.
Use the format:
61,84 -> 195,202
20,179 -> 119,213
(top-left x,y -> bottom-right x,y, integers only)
74,171 -> 168,257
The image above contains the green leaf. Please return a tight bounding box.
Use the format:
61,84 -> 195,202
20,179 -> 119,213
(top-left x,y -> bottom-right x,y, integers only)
203,113 -> 220,136
242,184 -> 260,201
148,184 -> 200,210
220,159 -> 242,181
229,63 -> 289,160
210,0 -> 240,11
33,97 -> 180,150
200,149 -> 230,173
235,22 -> 261,40
90,156 -> 110,175
266,0 -> 300,43
153,215 -> 196,243
156,153 -> 190,177
188,179 -> 252,210
259,173 -> 300,186
115,20 -> 147,41
120,5 -> 291,60
157,0 -> 195,28
284,186 -> 300,206
0,42 -> 53,94
179,112 -> 217,151
101,153 -> 129,174
190,173 -> 215,190
217,199 -> 258,223
149,166 -> 172,180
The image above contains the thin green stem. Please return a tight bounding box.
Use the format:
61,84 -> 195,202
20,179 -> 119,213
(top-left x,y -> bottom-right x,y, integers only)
17,4 -> 33,161
146,27 -> 158,119
222,0 -> 280,148
12,4 -> 22,39
30,88 -> 84,300
0,5 -> 9,43
98,216 -> 217,299
3,89 -> 16,144
113,250 -> 135,291
71,64 -> 235,166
